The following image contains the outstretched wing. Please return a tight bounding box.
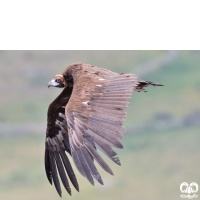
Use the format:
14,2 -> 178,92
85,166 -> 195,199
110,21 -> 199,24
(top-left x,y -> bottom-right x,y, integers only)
45,87 -> 79,197
64,69 -> 138,185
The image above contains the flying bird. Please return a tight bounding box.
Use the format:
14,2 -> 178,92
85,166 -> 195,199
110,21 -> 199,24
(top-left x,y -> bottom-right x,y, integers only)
45,63 -> 163,196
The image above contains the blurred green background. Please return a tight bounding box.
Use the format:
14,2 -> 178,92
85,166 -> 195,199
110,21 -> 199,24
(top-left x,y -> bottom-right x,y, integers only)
0,50 -> 200,200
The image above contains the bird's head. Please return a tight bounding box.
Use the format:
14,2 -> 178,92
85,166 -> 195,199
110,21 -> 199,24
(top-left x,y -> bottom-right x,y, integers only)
48,74 -> 65,88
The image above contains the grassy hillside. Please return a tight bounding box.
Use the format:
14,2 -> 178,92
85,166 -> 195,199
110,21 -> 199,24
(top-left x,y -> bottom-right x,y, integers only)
1,125 -> 200,200
1,51 -> 200,124
0,50 -> 164,123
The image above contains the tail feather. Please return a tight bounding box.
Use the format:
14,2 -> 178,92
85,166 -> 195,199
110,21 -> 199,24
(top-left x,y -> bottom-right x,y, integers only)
136,80 -> 164,92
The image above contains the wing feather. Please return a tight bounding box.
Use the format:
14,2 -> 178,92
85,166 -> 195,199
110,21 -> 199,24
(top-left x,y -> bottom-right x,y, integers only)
71,148 -> 86,177
63,67 -> 138,185
75,149 -> 94,185
45,148 -> 52,184
81,147 -> 103,185
92,137 -> 121,165
59,149 -> 79,191
84,140 -> 114,175
54,151 -> 71,195
49,151 -> 62,197
45,87 -> 79,196
87,126 -> 123,148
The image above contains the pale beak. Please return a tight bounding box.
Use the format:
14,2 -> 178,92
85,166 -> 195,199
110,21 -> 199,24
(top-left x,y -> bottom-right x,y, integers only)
48,79 -> 64,88
48,80 -> 60,88
48,81 -> 52,88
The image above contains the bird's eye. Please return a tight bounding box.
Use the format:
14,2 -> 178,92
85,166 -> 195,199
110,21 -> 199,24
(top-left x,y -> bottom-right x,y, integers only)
56,79 -> 62,83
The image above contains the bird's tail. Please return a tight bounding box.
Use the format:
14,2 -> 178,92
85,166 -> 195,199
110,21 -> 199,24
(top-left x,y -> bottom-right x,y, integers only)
136,80 -> 164,92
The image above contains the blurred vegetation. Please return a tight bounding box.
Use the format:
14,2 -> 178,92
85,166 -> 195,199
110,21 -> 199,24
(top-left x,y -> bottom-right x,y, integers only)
0,50 -> 200,200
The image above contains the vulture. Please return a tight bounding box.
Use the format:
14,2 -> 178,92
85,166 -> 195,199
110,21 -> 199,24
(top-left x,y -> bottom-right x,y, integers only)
45,63 -> 163,197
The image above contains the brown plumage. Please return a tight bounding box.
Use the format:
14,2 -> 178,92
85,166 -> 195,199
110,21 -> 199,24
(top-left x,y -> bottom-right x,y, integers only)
45,63 -> 163,196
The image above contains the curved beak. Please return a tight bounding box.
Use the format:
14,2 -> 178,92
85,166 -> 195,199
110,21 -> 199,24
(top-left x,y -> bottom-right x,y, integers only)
48,80 -> 64,88
48,80 -> 59,88
48,81 -> 52,88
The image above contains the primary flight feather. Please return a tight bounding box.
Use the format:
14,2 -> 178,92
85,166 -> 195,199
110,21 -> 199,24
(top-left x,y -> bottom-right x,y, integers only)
45,63 -> 163,197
